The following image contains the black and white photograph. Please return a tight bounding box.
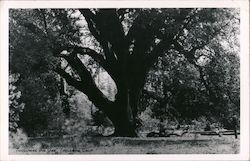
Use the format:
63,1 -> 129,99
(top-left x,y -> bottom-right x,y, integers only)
0,0 -> 249,160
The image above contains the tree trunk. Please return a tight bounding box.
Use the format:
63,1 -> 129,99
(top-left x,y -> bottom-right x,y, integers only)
111,110 -> 137,137
105,87 -> 138,137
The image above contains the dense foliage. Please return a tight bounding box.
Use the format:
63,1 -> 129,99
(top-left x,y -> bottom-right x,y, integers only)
9,8 -> 240,137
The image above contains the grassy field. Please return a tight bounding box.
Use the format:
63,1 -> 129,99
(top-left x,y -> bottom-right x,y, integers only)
10,135 -> 239,154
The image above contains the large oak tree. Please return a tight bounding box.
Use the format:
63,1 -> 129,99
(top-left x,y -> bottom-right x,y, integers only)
10,8 -> 239,136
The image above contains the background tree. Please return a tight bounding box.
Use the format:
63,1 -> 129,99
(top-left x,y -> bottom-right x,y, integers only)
9,73 -> 25,133
9,9 -> 77,136
140,9 -> 240,129
9,8 -> 240,137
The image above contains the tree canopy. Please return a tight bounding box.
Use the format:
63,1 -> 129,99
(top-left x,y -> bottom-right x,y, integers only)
9,8 -> 240,137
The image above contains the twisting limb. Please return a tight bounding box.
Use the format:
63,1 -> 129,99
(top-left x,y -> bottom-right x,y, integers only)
56,52 -> 114,115
72,46 -> 107,67
80,9 -> 127,62
79,9 -> 119,63
79,9 -> 102,43
55,67 -> 82,88
79,9 -> 114,61
62,46 -> 119,83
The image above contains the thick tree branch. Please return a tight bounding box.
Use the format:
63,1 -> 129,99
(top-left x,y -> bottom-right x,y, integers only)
97,9 -> 126,62
73,46 -> 106,65
55,67 -> 82,88
80,9 -> 126,60
63,46 -> 119,84
79,9 -> 102,43
57,52 -> 114,114
60,54 -> 90,82
79,9 -> 118,63
125,10 -> 143,46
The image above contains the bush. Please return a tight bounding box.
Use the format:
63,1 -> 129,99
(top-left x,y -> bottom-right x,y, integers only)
9,74 -> 25,132
9,128 -> 28,150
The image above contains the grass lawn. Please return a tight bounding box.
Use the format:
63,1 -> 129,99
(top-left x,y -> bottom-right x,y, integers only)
10,135 -> 239,154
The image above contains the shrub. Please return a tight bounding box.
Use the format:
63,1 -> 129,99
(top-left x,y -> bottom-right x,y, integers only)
9,128 -> 28,150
